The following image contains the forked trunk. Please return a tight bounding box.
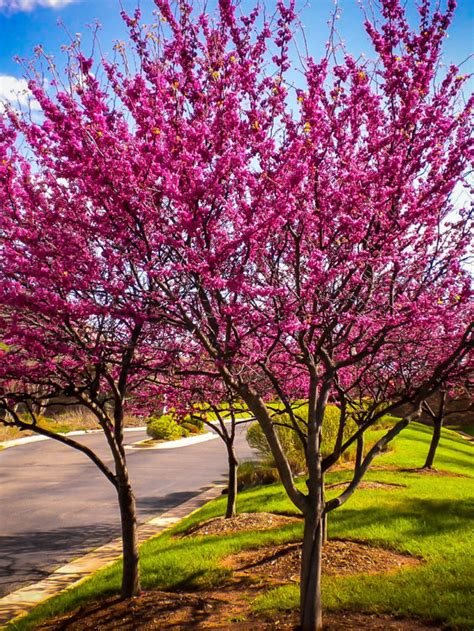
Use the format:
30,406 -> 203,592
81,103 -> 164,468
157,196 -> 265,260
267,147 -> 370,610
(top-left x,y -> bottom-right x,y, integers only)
300,508 -> 324,631
423,417 -> 442,469
225,444 -> 238,519
117,473 -> 141,598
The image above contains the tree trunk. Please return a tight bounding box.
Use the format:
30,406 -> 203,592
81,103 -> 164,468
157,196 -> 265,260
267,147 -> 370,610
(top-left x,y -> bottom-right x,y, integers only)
423,392 -> 446,470
355,433 -> 364,471
321,511 -> 327,545
225,443 -> 238,519
117,473 -> 141,598
299,508 -> 324,631
423,417 -> 442,469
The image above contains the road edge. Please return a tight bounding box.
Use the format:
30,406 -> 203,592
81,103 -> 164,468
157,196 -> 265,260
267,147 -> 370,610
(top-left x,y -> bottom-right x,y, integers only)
0,483 -> 225,629
0,415 -> 254,450
0,427 -> 148,450
0,427 -> 221,450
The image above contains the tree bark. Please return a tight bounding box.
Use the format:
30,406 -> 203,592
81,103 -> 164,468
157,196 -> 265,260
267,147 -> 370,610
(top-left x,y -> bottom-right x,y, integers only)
300,507 -> 324,631
321,511 -> 327,545
423,391 -> 446,470
298,375 -> 328,631
225,443 -> 238,519
423,417 -> 442,469
355,433 -> 364,471
117,472 -> 141,599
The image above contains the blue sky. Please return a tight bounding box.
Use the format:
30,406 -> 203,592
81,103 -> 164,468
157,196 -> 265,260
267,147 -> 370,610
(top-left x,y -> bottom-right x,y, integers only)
0,0 -> 472,104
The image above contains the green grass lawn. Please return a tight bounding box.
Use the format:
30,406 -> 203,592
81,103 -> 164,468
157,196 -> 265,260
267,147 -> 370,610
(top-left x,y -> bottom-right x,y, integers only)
7,422 -> 474,630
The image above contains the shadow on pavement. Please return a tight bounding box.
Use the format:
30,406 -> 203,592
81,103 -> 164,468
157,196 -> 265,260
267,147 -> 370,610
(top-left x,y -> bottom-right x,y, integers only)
0,522 -> 119,597
0,484 -> 224,598
136,484 -> 223,516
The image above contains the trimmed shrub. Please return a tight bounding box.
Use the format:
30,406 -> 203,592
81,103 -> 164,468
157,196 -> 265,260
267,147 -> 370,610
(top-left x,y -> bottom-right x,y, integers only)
146,415 -> 184,441
247,419 -> 306,474
237,461 -> 280,490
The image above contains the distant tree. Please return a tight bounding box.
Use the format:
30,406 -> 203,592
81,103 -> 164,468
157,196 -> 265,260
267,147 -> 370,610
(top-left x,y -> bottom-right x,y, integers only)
348,316 -> 474,471
205,395 -> 250,519
421,381 -> 473,469
423,389 -> 447,469
150,361 -> 255,519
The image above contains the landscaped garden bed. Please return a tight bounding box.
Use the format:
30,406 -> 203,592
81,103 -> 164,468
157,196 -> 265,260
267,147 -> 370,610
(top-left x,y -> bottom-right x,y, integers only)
33,591 -> 441,631
225,538 -> 421,582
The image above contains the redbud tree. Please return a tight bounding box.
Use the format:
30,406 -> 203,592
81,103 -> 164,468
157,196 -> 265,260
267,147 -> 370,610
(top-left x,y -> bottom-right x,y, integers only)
0,0 -> 472,628
0,117 -> 175,599
117,1 -> 471,628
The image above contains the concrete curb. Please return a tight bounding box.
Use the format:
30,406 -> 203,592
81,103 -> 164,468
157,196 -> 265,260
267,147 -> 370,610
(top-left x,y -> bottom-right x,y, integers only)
0,484 -> 225,628
126,432 -> 218,450
0,427 -> 147,450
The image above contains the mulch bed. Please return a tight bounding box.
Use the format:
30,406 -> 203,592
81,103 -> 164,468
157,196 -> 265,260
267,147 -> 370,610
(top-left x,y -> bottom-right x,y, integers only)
184,512 -> 301,537
334,464 -> 467,478
36,589 -> 440,630
227,539 -> 421,582
399,467 -> 465,477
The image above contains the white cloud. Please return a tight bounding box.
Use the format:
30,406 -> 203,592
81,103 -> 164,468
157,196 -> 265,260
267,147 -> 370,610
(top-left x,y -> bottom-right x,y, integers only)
0,75 -> 41,114
0,0 -> 77,12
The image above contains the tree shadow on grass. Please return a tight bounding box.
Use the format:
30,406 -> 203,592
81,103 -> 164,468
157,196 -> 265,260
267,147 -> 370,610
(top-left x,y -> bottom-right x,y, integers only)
332,496 -> 474,541
394,430 -> 473,458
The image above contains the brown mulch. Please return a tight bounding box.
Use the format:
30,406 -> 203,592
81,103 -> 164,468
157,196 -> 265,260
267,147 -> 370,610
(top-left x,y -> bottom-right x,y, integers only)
326,480 -> 405,490
227,539 -> 421,582
322,612 -> 439,630
399,467 -> 465,477
333,463 -> 467,478
36,589 -> 440,630
184,512 -> 301,537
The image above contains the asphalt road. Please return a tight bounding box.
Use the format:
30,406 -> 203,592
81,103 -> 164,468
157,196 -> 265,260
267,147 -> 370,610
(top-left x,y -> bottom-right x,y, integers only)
0,425 -> 256,597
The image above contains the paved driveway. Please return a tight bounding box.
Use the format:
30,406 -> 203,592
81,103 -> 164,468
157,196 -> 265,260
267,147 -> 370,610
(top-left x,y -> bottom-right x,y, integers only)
0,425 -> 256,596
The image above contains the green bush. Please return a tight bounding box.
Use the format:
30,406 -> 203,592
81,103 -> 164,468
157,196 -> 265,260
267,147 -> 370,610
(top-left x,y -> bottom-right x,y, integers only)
246,404 -> 357,474
237,461 -> 280,490
146,415 -> 185,441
